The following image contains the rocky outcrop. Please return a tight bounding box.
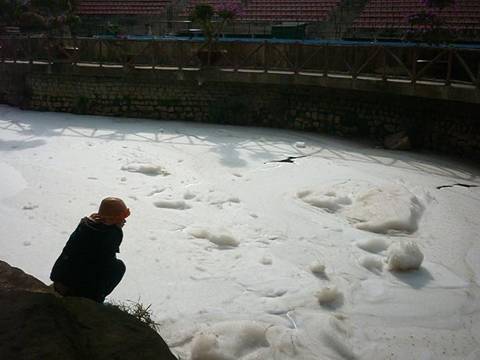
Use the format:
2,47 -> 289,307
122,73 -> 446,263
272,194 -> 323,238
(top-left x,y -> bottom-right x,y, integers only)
0,260 -> 177,360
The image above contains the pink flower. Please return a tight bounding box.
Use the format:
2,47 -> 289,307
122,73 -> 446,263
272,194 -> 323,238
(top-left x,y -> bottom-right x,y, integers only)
215,1 -> 244,19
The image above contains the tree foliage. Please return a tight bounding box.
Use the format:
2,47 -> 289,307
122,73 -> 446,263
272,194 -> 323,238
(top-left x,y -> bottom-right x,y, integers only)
189,2 -> 241,45
1,0 -> 80,33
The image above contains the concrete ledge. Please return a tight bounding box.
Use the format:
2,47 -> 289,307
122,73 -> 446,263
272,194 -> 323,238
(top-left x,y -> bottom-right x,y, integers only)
3,62 -> 479,104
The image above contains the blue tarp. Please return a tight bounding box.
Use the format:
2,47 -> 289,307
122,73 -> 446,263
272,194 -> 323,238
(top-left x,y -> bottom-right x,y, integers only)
93,34 -> 480,50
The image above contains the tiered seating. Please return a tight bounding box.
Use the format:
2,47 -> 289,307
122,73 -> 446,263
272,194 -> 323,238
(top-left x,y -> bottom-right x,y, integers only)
76,0 -> 171,15
182,0 -> 243,18
182,0 -> 341,22
353,0 -> 480,31
241,0 -> 341,22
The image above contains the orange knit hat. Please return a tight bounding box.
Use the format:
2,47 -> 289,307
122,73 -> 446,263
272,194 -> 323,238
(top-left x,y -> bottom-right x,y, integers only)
91,197 -> 130,224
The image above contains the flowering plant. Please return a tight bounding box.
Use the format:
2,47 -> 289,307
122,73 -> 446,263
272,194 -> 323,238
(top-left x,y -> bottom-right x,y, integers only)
189,1 -> 242,65
405,0 -> 455,43
406,10 -> 439,26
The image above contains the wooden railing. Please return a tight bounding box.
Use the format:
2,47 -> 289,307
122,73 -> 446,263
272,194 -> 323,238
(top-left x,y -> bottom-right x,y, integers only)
1,36 -> 479,90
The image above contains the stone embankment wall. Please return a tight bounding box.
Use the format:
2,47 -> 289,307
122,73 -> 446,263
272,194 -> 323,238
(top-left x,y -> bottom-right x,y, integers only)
0,65 -> 31,106
2,68 -> 479,159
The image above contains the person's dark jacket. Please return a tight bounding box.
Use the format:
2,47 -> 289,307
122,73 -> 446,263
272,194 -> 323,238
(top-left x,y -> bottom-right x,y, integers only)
50,217 -> 123,299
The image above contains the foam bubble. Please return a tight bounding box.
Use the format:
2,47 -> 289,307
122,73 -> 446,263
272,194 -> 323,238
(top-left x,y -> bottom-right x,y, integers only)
309,261 -> 326,275
154,200 -> 191,210
260,256 -> 273,265
190,321 -> 270,360
386,241 -> 424,271
359,255 -> 383,272
121,163 -> 169,176
316,286 -> 343,305
189,228 -> 239,248
356,238 -> 390,253
22,204 -> 38,210
184,191 -> 196,200
298,189 -> 351,213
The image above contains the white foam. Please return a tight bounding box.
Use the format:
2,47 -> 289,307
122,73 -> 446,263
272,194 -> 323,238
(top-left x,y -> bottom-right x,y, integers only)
321,317 -> 356,360
300,183 -> 425,235
189,228 -> 239,248
466,243 -> 480,286
386,241 -> 424,271
309,261 -> 326,275
260,256 -> 273,265
344,186 -> 424,234
295,141 -> 306,148
22,204 -> 38,210
298,189 -> 352,213
154,200 -> 191,210
190,334 -> 222,360
356,238 -> 390,253
190,321 -> 270,360
184,191 -> 196,200
316,286 -> 343,305
121,163 -> 169,176
261,288 -> 287,298
359,255 -> 383,272
147,187 -> 165,196
2,106 -> 479,360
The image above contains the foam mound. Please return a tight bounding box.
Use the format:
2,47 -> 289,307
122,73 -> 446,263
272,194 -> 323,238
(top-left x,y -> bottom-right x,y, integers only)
260,256 -> 273,265
121,163 -> 169,176
299,182 -> 424,235
154,200 -> 191,210
190,321 -> 270,360
297,189 -> 352,213
359,255 -> 383,272
356,238 -> 390,253
309,261 -> 326,275
315,286 -> 343,306
183,191 -> 196,200
386,241 -> 424,271
189,228 -> 240,248
344,186 -> 424,234
321,316 -> 356,360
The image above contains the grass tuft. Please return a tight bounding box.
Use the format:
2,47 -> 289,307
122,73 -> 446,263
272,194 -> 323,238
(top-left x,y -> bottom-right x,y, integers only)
106,299 -> 159,330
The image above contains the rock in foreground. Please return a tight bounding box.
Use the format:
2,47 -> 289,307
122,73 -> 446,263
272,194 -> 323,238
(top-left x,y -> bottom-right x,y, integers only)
0,260 -> 177,360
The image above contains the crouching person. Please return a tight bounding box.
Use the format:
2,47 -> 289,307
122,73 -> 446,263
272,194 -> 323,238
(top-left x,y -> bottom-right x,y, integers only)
51,197 -> 130,303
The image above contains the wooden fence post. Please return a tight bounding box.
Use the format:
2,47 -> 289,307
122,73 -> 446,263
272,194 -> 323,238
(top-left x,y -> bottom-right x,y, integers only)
263,41 -> 268,73
47,37 -> 52,73
99,40 -> 103,68
294,42 -> 300,74
411,47 -> 417,85
446,49 -> 453,86
323,45 -> 328,77
27,35 -> 32,66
